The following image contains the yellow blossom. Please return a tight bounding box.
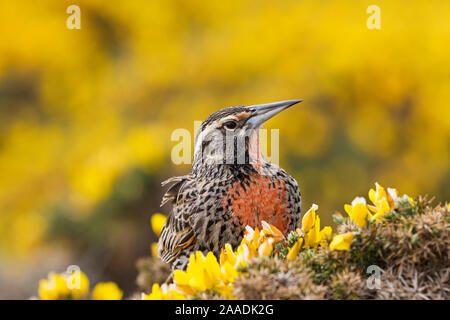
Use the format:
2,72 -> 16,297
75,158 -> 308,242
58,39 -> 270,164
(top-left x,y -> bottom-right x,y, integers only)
329,232 -> 354,251
220,248 -> 227,266
258,238 -> 274,257
92,282 -> 123,300
173,251 -> 235,299
304,222 -> 317,248
302,208 -> 332,248
261,221 -> 285,242
386,187 -> 399,208
142,283 -> 187,300
220,261 -> 239,283
302,204 -> 318,233
287,238 -> 303,261
369,183 -> 390,206
344,197 -> 370,228
38,272 -> 70,300
235,222 -> 285,266
368,183 -> 393,221
150,213 -> 167,236
151,242 -> 159,257
243,226 -> 262,249
319,226 -> 333,245
65,270 -> 90,299
314,215 -> 321,239
220,243 -> 237,266
38,270 -> 90,300
235,242 -> 256,267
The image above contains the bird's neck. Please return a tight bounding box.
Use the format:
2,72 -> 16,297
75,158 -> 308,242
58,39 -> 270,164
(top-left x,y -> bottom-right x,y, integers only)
193,162 -> 259,180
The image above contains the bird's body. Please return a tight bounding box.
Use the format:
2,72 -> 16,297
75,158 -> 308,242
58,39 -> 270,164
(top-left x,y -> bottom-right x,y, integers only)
158,100 -> 302,271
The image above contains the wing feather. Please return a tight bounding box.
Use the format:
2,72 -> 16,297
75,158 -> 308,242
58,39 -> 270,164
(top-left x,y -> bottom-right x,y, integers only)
158,174 -> 197,263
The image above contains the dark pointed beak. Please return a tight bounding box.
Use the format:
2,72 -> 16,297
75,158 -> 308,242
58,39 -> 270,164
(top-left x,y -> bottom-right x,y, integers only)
245,99 -> 303,128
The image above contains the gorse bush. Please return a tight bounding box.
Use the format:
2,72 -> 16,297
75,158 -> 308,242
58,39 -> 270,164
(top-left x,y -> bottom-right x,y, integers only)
37,183 -> 449,299
140,183 -> 449,300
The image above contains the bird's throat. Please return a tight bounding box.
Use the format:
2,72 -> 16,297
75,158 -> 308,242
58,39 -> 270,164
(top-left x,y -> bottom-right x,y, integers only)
248,129 -> 265,173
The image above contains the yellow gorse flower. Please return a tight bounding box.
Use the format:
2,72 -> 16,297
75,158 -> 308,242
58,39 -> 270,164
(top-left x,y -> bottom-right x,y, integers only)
142,283 -> 187,300
151,213 -> 167,236
329,232 -> 354,251
151,242 -> 159,257
67,270 -> 90,299
226,221 -> 287,267
287,238 -> 303,261
367,183 -> 415,222
367,183 -> 393,221
344,197 -> 370,228
220,243 -> 237,266
92,282 -> 123,300
302,204 -> 317,233
285,205 -> 333,260
152,221 -> 291,300
150,213 -> 167,257
38,272 -> 70,300
258,238 -> 274,257
38,270 -> 90,300
260,221 -> 285,242
302,205 -> 333,249
319,226 -> 333,244
220,261 -> 239,283
173,251 -> 236,299
369,182 -> 394,209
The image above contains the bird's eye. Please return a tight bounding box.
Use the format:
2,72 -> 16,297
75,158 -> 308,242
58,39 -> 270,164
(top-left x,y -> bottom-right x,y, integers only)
223,121 -> 237,130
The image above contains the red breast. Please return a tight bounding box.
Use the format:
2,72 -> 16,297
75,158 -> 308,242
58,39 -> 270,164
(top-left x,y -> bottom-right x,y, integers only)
223,174 -> 291,235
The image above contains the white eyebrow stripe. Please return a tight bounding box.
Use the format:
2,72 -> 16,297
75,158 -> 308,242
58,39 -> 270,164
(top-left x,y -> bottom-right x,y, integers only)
218,115 -> 238,124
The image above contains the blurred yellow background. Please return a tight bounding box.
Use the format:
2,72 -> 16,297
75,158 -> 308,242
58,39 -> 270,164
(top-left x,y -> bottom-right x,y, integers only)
0,0 -> 449,298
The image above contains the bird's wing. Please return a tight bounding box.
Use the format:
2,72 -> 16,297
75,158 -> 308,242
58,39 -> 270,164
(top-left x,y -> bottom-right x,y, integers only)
158,174 -> 197,263
160,175 -> 187,207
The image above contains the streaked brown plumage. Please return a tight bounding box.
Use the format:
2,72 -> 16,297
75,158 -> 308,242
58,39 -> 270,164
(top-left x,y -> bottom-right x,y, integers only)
158,100 -> 302,272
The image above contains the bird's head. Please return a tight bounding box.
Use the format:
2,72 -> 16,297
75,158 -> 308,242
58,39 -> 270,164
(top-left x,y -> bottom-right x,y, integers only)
193,99 -> 302,171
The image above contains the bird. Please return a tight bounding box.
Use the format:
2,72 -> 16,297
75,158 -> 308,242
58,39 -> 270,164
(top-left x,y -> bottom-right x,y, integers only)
158,100 -> 302,272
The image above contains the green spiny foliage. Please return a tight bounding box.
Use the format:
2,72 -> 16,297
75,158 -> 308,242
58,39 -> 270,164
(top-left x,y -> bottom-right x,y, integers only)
287,230 -> 301,247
